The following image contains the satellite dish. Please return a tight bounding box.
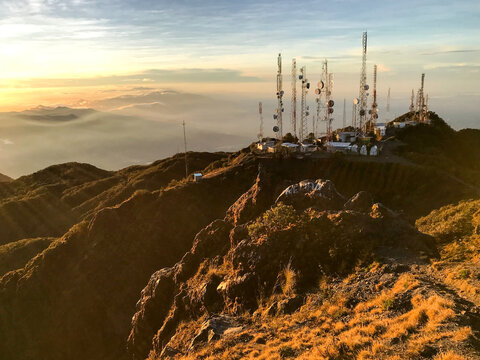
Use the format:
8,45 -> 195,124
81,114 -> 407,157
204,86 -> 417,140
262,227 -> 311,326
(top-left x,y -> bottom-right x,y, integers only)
328,108 -> 334,114
306,83 -> 310,89
353,98 -> 359,105
364,85 -> 370,90
273,126 -> 279,132
317,81 -> 324,89
359,109 -> 366,116
299,75 -> 303,80
273,114 -> 278,119
369,109 -> 373,114
306,111 -> 309,116
328,100 -> 335,107
280,90 -> 284,96
315,88 -> 320,95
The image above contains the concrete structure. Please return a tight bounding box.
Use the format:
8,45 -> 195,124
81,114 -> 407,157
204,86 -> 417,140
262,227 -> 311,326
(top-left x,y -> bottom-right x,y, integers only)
193,173 -> 203,182
281,142 -> 300,152
370,145 -> 378,156
326,142 -> 352,154
374,123 -> 386,137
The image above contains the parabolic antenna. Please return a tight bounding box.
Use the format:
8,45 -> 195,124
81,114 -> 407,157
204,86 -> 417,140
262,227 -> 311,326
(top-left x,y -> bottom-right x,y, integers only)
328,100 -> 334,107
317,81 -> 324,89
273,126 -> 279,132
315,88 -> 320,95
353,98 -> 359,105
364,84 -> 370,90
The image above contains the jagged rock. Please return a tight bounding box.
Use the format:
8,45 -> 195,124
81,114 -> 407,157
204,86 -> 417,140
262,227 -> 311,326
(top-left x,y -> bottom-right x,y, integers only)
344,191 -> 374,212
370,202 -> 398,219
275,179 -> 345,211
217,273 -> 258,312
189,315 -> 238,349
226,164 -> 274,226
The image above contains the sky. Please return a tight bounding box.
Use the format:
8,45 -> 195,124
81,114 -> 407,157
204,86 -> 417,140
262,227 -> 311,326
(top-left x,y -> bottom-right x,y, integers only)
0,0 -> 479,176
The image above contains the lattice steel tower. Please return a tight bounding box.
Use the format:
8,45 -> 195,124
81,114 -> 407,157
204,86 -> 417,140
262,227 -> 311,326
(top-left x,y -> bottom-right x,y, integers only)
258,102 -> 263,140
358,31 -> 368,133
274,53 -> 284,138
368,64 -> 378,132
291,58 -> 297,138
299,66 -> 309,142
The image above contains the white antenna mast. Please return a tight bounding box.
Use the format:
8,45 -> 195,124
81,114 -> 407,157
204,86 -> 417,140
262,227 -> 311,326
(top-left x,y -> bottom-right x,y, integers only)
258,102 -> 263,140
274,53 -> 284,139
182,120 -> 188,179
299,66 -> 309,142
358,31 -> 368,133
291,58 -> 297,138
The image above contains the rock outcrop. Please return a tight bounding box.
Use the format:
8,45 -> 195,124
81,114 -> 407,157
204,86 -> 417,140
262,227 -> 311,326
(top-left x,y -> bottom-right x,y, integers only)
127,178 -> 438,359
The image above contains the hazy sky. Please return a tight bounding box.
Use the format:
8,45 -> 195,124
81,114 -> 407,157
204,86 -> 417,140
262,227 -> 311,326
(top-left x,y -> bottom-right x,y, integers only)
0,0 -> 479,176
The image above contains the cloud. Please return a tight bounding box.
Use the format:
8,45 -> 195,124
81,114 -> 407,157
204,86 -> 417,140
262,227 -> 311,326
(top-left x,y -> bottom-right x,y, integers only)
420,49 -> 480,56
7,68 -> 263,89
1,138 -> 14,145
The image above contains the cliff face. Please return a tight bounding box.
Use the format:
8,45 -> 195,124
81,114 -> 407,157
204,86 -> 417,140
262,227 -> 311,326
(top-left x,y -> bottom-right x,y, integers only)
0,146 -> 479,360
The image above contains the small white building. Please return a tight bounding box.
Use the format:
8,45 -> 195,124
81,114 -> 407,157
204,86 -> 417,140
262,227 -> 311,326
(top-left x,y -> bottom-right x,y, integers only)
281,142 -> 300,152
374,123 -> 386,137
193,172 -> 203,182
299,143 -> 316,153
370,145 -> 379,156
326,141 -> 352,154
360,144 -> 368,156
256,140 -> 276,151
351,144 -> 359,154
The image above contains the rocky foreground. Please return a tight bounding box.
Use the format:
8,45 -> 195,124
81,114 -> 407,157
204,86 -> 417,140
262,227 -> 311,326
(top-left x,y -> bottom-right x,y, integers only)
127,174 -> 480,360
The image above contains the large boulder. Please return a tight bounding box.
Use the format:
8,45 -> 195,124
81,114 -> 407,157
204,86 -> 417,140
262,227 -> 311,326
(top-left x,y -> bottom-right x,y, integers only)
275,179 -> 345,211
344,191 -> 374,212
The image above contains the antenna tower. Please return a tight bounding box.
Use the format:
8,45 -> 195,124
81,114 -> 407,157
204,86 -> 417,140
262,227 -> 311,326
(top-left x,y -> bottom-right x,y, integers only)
299,66 -> 309,142
416,73 -> 426,122
182,120 -> 188,179
386,87 -> 391,113
409,89 -> 415,113
358,31 -> 368,133
258,102 -> 264,140
368,64 -> 378,132
274,53 -> 284,138
291,58 -> 297,138
342,98 -> 346,129
425,94 -> 429,123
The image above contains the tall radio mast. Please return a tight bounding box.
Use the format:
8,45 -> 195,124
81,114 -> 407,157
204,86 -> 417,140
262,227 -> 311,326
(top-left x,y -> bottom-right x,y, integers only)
386,87 -> 391,113
258,102 -> 263,140
291,58 -> 297,138
299,66 -> 309,142
274,53 -> 284,139
342,98 -> 346,129
182,120 -> 188,179
368,64 -> 378,132
358,31 -> 368,133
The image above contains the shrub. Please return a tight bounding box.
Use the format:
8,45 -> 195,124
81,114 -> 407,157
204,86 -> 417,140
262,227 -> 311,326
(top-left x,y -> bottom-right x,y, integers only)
247,202 -> 300,239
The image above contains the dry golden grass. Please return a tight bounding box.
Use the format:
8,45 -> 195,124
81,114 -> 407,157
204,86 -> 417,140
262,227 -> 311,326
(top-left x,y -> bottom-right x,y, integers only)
162,270 -> 476,360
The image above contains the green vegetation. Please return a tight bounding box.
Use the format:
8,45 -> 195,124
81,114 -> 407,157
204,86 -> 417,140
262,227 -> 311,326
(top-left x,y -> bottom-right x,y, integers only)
247,203 -> 301,239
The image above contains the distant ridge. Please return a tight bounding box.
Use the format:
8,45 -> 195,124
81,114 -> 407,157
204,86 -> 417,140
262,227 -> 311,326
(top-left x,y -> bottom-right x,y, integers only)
0,173 -> 12,182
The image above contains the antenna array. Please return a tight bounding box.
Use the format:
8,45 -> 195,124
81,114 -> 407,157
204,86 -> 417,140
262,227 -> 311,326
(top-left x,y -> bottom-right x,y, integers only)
299,66 -> 309,142
358,31 -> 368,133
291,58 -> 297,138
